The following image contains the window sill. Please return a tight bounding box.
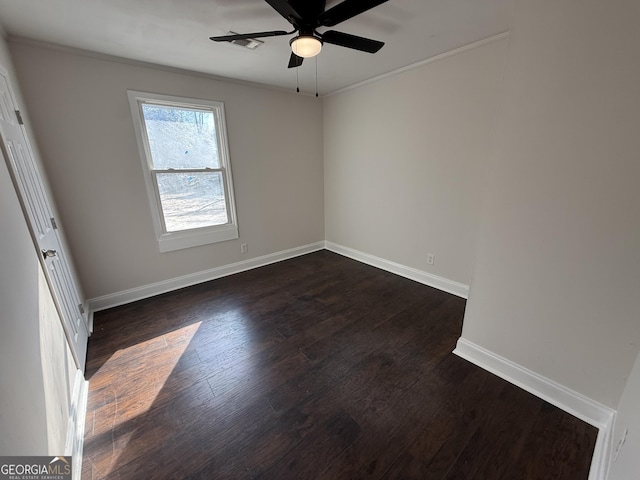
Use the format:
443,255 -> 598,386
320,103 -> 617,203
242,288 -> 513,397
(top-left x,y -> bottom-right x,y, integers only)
157,224 -> 239,253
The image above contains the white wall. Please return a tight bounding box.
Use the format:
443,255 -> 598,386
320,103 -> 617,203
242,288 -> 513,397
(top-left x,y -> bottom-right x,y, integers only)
8,41 -> 325,300
323,36 -> 507,287
461,0 -> 640,408
0,34 -> 74,455
608,351 -> 640,478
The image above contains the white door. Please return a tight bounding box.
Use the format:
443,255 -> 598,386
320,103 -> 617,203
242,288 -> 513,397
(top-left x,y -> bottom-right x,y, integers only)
0,68 -> 89,371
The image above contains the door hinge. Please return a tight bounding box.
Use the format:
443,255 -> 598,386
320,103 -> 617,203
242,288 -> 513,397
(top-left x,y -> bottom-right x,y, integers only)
78,304 -> 85,314
50,217 -> 58,229
15,110 -> 24,125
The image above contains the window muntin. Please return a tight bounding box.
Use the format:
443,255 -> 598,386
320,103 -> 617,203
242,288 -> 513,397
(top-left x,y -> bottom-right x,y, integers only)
128,91 -> 238,252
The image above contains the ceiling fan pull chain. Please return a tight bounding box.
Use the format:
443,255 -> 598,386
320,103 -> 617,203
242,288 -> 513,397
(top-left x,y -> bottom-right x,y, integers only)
296,67 -> 300,93
315,57 -> 319,97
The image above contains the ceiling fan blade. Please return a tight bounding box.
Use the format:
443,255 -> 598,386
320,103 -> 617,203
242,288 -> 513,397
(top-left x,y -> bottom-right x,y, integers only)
210,30 -> 290,42
264,0 -> 304,25
288,52 -> 304,68
321,30 -> 384,53
318,0 -> 388,27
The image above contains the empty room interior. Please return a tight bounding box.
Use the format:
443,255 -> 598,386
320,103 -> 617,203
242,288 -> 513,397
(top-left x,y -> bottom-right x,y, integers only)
0,0 -> 639,479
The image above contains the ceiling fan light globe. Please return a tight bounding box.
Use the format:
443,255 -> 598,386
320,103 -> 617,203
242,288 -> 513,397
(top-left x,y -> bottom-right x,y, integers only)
290,36 -> 322,58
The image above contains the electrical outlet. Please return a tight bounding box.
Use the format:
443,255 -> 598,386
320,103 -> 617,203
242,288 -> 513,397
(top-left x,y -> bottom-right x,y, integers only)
427,253 -> 435,265
240,243 -> 248,254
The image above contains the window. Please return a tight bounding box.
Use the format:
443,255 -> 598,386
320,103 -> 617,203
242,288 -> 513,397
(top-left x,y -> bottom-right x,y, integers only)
128,91 -> 238,252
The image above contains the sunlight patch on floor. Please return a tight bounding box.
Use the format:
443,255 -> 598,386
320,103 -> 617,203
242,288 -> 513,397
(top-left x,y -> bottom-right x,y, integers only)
89,321 -> 201,436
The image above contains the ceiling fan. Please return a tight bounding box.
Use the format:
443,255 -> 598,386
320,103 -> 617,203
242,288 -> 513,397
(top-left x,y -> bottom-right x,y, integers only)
210,0 -> 388,68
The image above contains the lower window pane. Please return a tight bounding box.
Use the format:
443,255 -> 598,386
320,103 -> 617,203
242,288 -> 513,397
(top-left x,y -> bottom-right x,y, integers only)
156,172 -> 228,232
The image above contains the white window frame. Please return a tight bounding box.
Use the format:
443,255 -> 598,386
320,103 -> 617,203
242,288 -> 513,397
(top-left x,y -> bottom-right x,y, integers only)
127,90 -> 239,252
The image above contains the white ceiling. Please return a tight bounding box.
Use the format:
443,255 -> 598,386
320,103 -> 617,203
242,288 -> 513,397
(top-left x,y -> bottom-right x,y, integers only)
0,0 -> 511,95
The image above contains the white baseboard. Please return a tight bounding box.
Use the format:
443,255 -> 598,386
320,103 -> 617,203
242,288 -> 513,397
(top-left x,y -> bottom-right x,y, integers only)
87,242 -> 325,313
88,241 -> 467,313
325,241 -> 469,298
453,337 -> 615,480
65,369 -> 88,480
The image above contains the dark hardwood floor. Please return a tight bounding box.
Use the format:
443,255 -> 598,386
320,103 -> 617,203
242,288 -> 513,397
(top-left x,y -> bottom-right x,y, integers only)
82,250 -> 597,479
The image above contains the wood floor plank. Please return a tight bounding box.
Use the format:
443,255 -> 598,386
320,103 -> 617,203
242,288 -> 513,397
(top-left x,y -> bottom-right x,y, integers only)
82,251 -> 598,479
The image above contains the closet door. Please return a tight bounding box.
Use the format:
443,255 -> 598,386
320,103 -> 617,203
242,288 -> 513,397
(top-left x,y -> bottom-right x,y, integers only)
0,68 -> 89,371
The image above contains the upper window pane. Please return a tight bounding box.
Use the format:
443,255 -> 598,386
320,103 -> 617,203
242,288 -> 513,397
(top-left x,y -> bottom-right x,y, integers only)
141,104 -> 220,169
